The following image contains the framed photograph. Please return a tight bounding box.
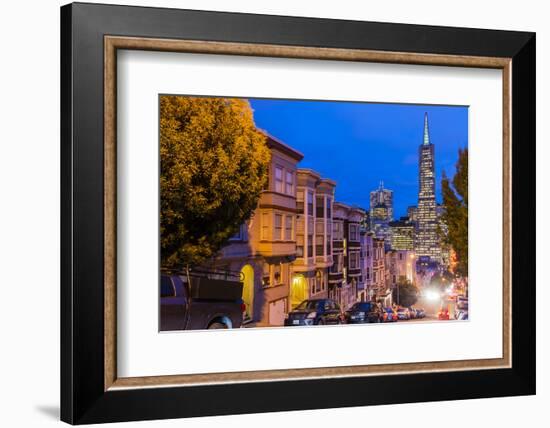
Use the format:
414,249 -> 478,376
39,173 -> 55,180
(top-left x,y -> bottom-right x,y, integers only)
61,2 -> 535,424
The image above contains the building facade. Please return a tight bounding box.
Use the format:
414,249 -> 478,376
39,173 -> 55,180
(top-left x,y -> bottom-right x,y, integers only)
330,203 -> 366,309
386,250 -> 417,288
370,181 -> 394,221
214,134 -> 303,326
389,218 -> 416,251
365,235 -> 391,306
415,113 -> 441,263
291,169 -> 335,310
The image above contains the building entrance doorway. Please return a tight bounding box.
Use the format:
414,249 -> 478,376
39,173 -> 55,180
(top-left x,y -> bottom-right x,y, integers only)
240,264 -> 254,320
290,274 -> 308,309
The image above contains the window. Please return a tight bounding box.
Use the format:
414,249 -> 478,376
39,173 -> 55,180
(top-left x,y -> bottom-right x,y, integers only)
326,221 -> 332,255
284,215 -> 293,240
399,253 -> 403,260
273,263 -> 282,285
160,276 -> 175,297
326,198 -> 332,219
262,263 -> 271,287
307,218 -> 314,258
285,170 -> 294,195
330,254 -> 340,273
366,267 -> 370,280
229,223 -> 247,241
296,233 -> 304,257
296,190 -> 304,214
316,221 -> 324,256
307,191 -> 314,216
316,196 -> 324,218
349,224 -> 359,241
333,221 -> 343,241
349,252 -> 360,269
261,213 -> 269,240
315,270 -> 322,293
274,214 -> 283,240
275,166 -> 283,193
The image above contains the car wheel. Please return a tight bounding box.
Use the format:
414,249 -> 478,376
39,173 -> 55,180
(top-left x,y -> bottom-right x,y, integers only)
208,322 -> 228,329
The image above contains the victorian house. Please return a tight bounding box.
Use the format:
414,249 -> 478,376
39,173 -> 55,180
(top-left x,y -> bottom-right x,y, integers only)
331,203 -> 366,309
291,169 -> 336,309
214,134 -> 303,326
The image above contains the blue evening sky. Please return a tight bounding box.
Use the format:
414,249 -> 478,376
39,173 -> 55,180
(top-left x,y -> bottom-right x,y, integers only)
249,99 -> 468,218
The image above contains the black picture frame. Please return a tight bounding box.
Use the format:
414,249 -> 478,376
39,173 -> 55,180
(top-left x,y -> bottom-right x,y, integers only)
61,2 -> 535,424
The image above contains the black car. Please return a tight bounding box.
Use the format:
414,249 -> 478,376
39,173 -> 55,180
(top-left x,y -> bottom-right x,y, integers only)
160,272 -> 244,331
284,299 -> 342,326
344,301 -> 382,324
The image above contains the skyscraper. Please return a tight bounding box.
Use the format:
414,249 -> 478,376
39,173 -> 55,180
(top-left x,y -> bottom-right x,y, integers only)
415,113 -> 441,263
369,181 -> 393,249
370,181 -> 394,221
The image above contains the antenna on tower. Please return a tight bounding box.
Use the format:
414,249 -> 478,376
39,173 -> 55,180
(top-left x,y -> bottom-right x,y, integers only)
423,112 -> 430,146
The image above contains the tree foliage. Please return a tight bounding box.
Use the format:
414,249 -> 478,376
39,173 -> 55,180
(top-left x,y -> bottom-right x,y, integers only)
441,148 -> 468,277
392,277 -> 419,307
160,96 -> 270,269
430,271 -> 455,293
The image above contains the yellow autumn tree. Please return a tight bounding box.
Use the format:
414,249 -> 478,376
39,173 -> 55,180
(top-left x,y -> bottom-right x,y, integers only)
160,96 -> 270,269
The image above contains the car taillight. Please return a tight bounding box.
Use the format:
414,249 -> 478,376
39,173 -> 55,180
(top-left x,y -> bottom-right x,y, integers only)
240,303 -> 246,313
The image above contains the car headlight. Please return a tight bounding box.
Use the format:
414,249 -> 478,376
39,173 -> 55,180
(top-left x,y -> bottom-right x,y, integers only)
306,311 -> 317,319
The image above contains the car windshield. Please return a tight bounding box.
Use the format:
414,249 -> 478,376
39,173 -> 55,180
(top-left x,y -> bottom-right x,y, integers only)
351,302 -> 372,311
294,300 -> 319,311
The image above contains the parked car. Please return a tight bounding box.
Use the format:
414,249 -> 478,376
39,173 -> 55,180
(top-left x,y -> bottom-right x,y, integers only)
455,309 -> 469,320
408,307 -> 417,319
456,295 -> 469,310
383,307 -> 398,322
160,271 -> 245,331
437,307 -> 450,320
415,308 -> 426,319
396,307 -> 410,320
343,301 -> 382,324
285,299 -> 343,326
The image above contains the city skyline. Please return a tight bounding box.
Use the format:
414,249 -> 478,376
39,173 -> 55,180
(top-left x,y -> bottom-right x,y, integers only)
250,99 -> 468,217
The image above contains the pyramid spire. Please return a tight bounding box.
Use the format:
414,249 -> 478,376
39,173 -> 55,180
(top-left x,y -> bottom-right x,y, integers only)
423,112 -> 430,146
